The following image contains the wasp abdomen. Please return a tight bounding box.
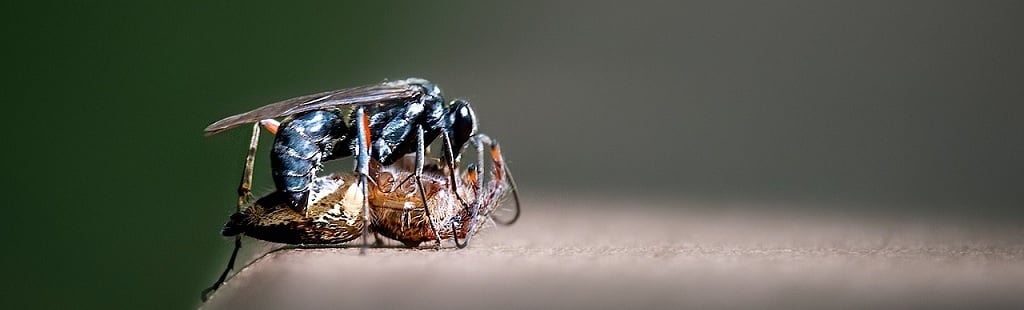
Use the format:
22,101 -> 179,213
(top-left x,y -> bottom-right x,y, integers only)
272,110 -> 348,211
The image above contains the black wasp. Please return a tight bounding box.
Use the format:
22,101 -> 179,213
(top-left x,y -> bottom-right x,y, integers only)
205,78 -> 520,249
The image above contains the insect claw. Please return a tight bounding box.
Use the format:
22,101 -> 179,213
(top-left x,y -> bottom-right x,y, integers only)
200,286 -> 216,302
453,222 -> 468,249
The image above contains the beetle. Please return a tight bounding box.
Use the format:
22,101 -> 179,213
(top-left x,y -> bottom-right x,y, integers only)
205,78 -> 520,248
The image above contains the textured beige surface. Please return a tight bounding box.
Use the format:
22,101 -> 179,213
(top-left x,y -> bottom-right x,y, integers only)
199,197 -> 1024,309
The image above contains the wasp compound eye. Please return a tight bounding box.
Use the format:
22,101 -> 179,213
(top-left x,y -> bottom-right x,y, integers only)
448,99 -> 477,160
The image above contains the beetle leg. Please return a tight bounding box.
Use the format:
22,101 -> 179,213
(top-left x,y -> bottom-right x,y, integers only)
355,107 -> 372,255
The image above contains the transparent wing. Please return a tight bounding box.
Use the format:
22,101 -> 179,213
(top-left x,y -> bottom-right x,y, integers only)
205,79 -> 430,136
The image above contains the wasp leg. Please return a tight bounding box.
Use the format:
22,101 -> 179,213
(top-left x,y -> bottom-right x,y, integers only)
440,131 -> 467,202
236,123 -> 262,211
407,125 -> 445,248
392,126 -> 444,248
499,166 -> 522,225
440,131 -> 473,249
355,107 -> 372,255
454,135 -> 488,248
487,139 -> 521,225
452,163 -> 480,248
202,123 -> 262,301
455,135 -> 522,249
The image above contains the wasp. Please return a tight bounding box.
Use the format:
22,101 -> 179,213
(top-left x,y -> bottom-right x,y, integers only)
201,132 -> 518,301
205,78 -> 520,248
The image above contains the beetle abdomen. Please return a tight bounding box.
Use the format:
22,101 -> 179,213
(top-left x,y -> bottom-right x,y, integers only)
222,174 -> 365,244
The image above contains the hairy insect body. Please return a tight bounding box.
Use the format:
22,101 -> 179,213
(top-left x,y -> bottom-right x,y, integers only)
368,158 -> 481,247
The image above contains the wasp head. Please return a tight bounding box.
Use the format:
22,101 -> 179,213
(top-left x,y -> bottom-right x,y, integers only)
447,99 -> 478,161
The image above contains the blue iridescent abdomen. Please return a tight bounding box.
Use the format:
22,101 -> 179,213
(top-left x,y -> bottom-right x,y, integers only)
271,110 -> 348,210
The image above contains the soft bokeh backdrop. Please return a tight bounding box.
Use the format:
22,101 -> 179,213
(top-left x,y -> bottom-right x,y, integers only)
3,1 -> 1022,309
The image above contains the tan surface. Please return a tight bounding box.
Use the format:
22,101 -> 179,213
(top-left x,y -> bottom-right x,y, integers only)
200,196 -> 1024,309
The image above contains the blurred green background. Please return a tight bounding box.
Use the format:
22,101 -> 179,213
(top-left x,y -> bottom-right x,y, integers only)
3,1 -> 1022,309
